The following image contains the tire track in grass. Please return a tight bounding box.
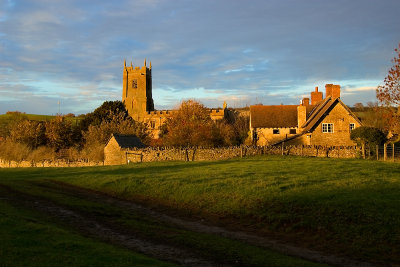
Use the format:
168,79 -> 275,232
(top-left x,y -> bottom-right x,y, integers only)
41,180 -> 375,267
0,184 -> 215,266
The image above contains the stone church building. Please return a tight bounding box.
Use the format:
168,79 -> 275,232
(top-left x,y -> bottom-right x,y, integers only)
122,60 -> 226,138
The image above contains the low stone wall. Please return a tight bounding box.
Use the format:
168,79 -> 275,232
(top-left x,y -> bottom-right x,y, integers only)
275,145 -> 359,158
0,145 -> 359,168
134,146 -> 262,162
110,145 -> 359,165
0,159 -> 103,168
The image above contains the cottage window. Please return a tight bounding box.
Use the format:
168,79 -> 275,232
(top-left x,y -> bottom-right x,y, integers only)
322,123 -> 334,133
289,129 -> 296,134
273,129 -> 280,134
132,79 -> 137,88
349,123 -> 355,132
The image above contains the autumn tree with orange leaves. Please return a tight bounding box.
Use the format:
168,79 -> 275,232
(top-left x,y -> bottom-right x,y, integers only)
376,43 -> 400,134
377,43 -> 400,106
163,100 -> 216,148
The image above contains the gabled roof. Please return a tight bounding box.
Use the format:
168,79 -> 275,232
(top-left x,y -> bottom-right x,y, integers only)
250,104 -> 314,128
106,133 -> 145,148
301,97 -> 362,132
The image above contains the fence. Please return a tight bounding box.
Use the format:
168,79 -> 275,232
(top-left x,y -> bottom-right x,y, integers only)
376,144 -> 400,162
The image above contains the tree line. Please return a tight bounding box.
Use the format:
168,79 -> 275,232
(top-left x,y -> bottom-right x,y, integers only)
0,100 -> 250,164
0,101 -> 148,164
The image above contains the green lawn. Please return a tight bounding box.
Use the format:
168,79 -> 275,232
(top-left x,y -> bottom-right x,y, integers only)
1,155 -> 399,264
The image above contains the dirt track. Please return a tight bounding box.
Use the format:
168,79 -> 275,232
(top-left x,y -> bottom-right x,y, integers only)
0,182 -> 374,266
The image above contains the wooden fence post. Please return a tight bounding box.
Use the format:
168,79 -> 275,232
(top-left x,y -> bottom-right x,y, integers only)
281,142 -> 284,156
376,145 -> 379,161
362,144 -> 365,159
393,143 -> 395,162
384,144 -> 387,161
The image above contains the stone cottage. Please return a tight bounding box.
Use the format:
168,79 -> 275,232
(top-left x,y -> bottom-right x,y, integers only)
104,133 -> 146,165
250,84 -> 362,146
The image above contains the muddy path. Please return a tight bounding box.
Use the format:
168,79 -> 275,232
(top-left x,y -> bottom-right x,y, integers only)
0,184 -> 215,266
0,181 -> 374,266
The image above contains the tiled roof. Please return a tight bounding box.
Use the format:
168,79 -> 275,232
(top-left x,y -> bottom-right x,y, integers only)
301,97 -> 362,132
301,97 -> 334,130
109,133 -> 145,148
250,105 -> 314,128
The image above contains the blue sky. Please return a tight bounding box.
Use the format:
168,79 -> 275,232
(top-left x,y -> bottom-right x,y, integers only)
0,0 -> 399,115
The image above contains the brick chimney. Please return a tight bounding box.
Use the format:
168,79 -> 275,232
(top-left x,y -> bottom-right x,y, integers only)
325,84 -> 341,99
302,97 -> 310,106
311,87 -> 323,105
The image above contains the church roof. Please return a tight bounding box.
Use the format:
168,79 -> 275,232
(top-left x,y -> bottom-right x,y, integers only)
107,133 -> 146,149
250,105 -> 314,128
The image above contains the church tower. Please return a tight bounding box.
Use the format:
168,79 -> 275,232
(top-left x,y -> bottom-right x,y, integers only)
122,59 -> 154,121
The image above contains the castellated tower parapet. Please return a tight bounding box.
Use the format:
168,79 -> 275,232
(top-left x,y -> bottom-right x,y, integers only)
122,59 -> 154,121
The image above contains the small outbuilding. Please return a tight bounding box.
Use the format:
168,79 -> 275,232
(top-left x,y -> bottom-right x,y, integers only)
104,133 -> 146,165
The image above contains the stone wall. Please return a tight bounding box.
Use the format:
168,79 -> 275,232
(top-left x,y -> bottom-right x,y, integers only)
115,146 -> 263,164
105,145 -> 359,165
1,145 -> 359,168
0,159 -> 103,168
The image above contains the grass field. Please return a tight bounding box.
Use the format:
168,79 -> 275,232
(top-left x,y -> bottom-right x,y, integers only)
0,113 -> 82,137
0,113 -> 56,123
0,200 -> 172,266
1,155 -> 399,265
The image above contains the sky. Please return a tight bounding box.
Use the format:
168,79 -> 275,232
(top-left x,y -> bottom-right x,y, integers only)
0,0 -> 400,115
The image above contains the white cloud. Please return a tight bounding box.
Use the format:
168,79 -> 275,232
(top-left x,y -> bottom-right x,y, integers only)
1,0 -> 399,114
343,86 -> 376,92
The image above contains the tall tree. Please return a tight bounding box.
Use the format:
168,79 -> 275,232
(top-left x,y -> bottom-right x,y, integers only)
376,43 -> 400,134
0,139 -> 31,165
164,100 -> 216,147
9,120 -> 46,149
377,43 -> 400,106
80,100 -> 128,131
45,116 -> 74,150
0,111 -> 29,138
